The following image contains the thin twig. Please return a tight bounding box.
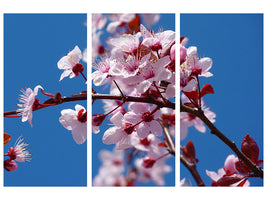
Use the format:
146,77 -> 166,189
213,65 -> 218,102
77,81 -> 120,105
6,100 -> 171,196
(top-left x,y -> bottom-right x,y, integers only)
180,154 -> 205,186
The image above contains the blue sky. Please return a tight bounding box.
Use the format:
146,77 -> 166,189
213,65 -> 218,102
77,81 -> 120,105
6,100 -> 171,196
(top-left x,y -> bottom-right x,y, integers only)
4,14 -> 87,186
180,14 -> 263,186
92,14 -> 176,186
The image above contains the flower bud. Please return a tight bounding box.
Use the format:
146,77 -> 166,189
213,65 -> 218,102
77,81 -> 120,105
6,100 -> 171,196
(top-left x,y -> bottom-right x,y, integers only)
72,63 -> 84,76
92,114 -> 105,126
4,159 -> 18,172
142,156 -> 156,168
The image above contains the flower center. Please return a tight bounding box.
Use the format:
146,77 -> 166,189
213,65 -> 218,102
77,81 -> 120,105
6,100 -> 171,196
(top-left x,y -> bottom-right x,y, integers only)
142,111 -> 154,122
140,137 -> 151,146
124,123 -> 135,135
72,63 -> 84,76
77,109 -> 87,123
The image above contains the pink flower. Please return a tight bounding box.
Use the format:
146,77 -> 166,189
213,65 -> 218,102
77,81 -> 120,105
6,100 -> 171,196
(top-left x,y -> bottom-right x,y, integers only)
131,133 -> 163,156
92,57 -> 115,86
184,46 -> 213,77
206,155 -> 250,187
108,32 -> 141,55
7,136 -> 32,162
59,104 -> 87,144
107,14 -> 135,33
102,112 -> 134,150
17,85 -> 43,127
124,102 -> 162,138
136,56 -> 172,94
57,46 -> 83,81
135,157 -> 172,186
140,24 -> 175,52
93,149 -> 126,186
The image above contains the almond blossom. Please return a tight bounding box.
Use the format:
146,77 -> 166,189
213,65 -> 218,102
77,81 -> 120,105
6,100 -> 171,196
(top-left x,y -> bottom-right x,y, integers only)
59,104 -> 87,144
124,102 -> 162,138
102,112 -> 134,150
57,45 -> 83,81
6,136 -> 32,163
183,46 -> 213,77
4,136 -> 31,172
135,157 -> 172,186
17,85 -> 43,127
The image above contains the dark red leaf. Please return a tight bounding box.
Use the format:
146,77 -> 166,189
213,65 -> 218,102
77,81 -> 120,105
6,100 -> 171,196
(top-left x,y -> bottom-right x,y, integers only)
235,160 -> 251,175
180,37 -> 185,43
183,90 -> 199,105
200,84 -> 214,97
241,134 -> 259,163
215,174 -> 244,186
181,140 -> 198,163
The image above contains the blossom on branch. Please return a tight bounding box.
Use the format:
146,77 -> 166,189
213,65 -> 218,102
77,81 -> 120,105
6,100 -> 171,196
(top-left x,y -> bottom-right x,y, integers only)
57,45 -> 83,81
59,104 -> 87,144
17,85 -> 43,127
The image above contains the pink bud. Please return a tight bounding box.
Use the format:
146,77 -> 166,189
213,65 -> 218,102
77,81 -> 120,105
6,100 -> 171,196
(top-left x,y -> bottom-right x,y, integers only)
4,159 -> 18,172
77,109 -> 87,123
223,155 -> 238,175
72,63 -> 84,76
92,114 -> 105,126
142,156 -> 156,168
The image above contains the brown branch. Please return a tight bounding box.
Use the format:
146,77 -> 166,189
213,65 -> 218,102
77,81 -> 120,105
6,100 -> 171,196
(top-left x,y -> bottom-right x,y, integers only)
92,94 -> 175,109
180,154 -> 205,186
180,103 -> 264,179
4,93 -> 87,117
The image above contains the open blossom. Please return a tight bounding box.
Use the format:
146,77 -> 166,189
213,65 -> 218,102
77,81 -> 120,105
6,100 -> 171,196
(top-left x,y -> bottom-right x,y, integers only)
136,56 -> 172,94
108,32 -> 141,55
7,136 -> 32,162
140,24 -> 175,52
57,45 -> 83,81
206,155 -> 250,187
124,102 -> 162,138
184,46 -> 213,77
17,85 -> 43,127
93,149 -> 126,186
59,104 -> 87,144
102,112 -> 134,150
4,136 -> 31,172
107,14 -> 136,33
135,157 -> 172,186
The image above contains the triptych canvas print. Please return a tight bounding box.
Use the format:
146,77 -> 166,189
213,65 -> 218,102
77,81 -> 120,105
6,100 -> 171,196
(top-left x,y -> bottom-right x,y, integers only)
3,13 -> 263,187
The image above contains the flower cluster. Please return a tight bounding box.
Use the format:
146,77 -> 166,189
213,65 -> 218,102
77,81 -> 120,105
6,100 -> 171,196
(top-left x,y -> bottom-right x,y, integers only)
92,14 -> 175,186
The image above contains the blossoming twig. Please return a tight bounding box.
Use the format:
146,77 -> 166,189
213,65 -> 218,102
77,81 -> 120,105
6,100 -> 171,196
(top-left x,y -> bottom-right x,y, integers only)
180,103 -> 264,179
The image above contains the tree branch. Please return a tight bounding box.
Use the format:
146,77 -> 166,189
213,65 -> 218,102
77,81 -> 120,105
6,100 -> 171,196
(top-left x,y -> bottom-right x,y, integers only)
4,93 -> 87,117
180,154 -> 205,186
180,103 -> 264,179
92,94 -> 175,109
